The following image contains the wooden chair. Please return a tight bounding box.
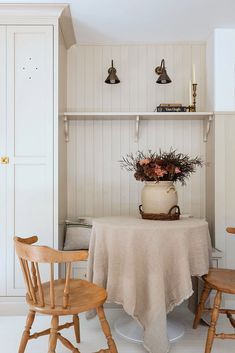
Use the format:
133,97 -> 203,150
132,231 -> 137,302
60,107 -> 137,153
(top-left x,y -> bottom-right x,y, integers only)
193,227 -> 235,353
14,236 -> 118,353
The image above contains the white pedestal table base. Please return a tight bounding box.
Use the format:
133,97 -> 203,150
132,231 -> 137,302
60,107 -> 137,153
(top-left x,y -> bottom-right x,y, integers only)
114,311 -> 184,344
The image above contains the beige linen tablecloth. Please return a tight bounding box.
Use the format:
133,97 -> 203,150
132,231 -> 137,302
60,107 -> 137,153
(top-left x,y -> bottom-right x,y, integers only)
87,216 -> 211,353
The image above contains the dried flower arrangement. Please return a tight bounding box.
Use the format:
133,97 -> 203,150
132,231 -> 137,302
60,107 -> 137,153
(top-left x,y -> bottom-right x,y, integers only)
120,149 -> 203,185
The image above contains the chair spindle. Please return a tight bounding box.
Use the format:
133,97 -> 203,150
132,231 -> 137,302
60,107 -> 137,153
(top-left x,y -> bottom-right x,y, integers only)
50,263 -> 55,309
35,263 -> 44,307
25,260 -> 37,304
31,262 -> 38,292
63,262 -> 71,309
19,258 -> 33,301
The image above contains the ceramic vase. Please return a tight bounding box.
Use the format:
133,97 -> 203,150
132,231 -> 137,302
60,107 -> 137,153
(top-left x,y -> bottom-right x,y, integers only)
141,181 -> 178,214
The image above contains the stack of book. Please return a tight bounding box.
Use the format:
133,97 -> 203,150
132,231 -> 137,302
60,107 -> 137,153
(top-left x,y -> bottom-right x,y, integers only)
156,103 -> 187,112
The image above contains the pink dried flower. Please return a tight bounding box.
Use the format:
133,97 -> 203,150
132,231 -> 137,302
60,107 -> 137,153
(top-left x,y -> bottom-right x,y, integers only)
139,158 -> 150,166
120,149 -> 203,185
175,167 -> 181,174
154,165 -> 168,177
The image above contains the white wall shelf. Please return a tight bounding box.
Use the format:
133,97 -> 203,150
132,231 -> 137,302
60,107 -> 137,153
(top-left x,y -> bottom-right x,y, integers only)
63,111 -> 214,143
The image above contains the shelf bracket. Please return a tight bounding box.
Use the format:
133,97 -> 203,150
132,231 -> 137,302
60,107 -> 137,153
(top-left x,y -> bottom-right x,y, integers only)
64,116 -> 69,142
203,114 -> 213,142
135,115 -> 140,142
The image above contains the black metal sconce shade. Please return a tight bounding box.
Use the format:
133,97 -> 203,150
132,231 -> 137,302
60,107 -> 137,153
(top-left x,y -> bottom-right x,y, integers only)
155,59 -> 171,84
105,60 -> 120,84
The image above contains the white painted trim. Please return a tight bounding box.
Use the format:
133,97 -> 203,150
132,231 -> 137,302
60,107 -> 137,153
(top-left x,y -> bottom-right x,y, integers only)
65,111 -> 213,116
76,41 -> 207,46
64,112 -> 213,121
0,4 -> 76,49
0,3 -> 68,17
214,111 -> 235,115
59,5 -> 76,49
0,298 -> 27,316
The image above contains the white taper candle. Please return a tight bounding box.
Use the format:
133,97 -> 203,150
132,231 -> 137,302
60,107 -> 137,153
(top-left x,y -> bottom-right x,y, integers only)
192,64 -> 196,84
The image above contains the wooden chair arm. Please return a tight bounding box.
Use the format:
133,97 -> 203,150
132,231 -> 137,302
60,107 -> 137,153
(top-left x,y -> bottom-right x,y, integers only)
26,246 -> 89,263
14,236 -> 89,263
14,236 -> 38,245
60,250 -> 89,262
226,227 -> 235,234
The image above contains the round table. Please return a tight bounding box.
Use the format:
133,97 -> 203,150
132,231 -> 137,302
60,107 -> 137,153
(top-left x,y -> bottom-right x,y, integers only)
87,216 -> 211,353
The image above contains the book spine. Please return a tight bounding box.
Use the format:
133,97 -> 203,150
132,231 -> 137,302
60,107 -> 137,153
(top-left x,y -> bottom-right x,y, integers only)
157,107 -> 187,112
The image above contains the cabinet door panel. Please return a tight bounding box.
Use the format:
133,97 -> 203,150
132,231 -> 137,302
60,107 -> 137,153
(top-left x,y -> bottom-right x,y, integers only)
0,26 -> 6,296
6,26 -> 54,296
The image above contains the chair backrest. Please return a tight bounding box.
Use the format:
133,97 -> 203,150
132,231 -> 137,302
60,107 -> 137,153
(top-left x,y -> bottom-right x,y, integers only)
14,236 -> 88,309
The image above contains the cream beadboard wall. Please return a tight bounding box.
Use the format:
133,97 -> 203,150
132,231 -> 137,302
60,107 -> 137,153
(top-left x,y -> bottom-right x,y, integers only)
66,43 -> 206,219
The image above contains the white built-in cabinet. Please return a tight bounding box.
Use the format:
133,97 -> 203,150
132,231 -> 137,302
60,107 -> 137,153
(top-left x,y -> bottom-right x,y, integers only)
5,25 -> 54,296
0,5 -> 75,299
0,26 -> 7,296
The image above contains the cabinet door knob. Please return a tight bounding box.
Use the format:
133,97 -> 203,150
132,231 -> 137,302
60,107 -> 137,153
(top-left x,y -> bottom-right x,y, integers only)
0,156 -> 9,164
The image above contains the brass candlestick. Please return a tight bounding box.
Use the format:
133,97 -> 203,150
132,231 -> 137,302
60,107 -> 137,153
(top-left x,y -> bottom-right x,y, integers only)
188,83 -> 197,112
192,83 -> 197,111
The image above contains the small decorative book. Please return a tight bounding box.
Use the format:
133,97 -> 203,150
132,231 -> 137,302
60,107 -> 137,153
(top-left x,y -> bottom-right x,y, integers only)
156,104 -> 187,112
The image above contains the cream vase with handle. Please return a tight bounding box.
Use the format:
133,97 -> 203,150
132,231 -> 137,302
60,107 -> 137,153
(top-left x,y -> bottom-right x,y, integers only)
141,181 -> 178,214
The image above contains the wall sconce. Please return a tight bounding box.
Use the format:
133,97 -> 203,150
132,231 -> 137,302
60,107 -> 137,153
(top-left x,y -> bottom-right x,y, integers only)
155,59 -> 171,84
105,60 -> 120,84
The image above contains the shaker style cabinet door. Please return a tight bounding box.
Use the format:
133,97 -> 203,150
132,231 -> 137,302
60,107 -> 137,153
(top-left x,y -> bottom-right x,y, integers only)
0,26 -> 7,296
6,26 -> 54,296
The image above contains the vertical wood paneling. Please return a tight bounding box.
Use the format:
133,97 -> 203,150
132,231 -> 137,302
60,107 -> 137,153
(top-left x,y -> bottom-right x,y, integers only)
67,119 -> 205,219
102,120 -> 112,216
76,120 -> 85,216
66,42 -> 206,219
120,46 -> 130,112
120,120 -> 130,215
84,46 -> 94,111
190,120 -> 202,218
67,120 -> 77,219
93,120 -> 103,216
67,42 -> 206,111
111,120 -> 121,215
84,120 -> 94,215
93,46 -> 103,111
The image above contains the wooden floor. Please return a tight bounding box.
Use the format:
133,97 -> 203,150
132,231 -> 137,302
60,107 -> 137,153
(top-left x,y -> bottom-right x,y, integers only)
0,305 -> 234,352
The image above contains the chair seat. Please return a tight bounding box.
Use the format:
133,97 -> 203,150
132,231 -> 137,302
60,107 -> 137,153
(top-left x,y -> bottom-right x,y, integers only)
27,279 -> 107,315
203,268 -> 235,294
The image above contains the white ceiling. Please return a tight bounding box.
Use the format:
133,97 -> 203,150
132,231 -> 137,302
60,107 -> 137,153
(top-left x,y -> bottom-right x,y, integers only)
4,0 -> 235,43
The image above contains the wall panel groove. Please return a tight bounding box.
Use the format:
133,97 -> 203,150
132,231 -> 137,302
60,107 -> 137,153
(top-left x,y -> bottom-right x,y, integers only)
67,43 -> 206,219
67,119 -> 206,219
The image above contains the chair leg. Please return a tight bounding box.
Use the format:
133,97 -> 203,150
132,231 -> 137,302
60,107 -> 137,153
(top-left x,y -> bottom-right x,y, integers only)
97,306 -> 118,353
73,314 -> 80,343
205,290 -> 222,353
48,316 -> 59,353
18,310 -> 35,353
193,283 -> 211,329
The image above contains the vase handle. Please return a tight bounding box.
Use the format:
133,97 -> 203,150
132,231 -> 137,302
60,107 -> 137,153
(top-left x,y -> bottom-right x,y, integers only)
166,186 -> 176,193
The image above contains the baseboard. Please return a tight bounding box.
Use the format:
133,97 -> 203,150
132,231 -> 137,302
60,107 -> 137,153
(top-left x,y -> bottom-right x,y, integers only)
104,302 -> 122,309
0,297 -> 27,315
224,294 -> 235,309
